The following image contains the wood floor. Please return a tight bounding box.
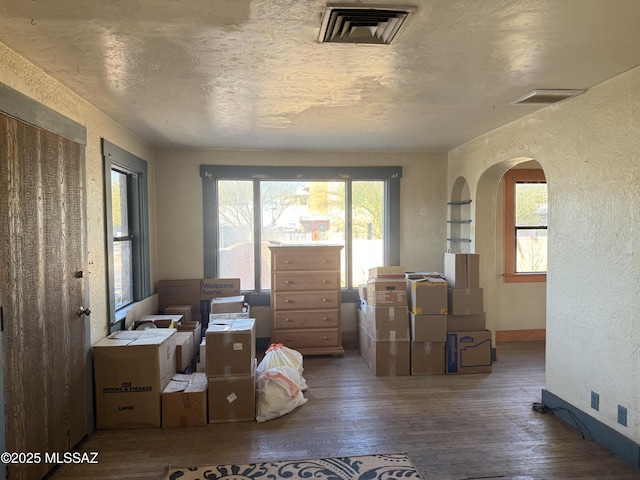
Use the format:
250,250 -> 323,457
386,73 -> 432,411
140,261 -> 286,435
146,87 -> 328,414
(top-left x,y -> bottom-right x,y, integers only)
49,342 -> 639,480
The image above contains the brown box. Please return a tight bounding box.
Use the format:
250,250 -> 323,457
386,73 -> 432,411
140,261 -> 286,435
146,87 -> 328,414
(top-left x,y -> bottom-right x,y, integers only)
163,304 -> 193,323
210,295 -> 246,314
161,373 -> 207,428
411,341 -> 445,375
407,275 -> 448,315
93,329 -> 177,429
360,329 -> 410,376
175,332 -> 195,372
205,319 -> 256,377
446,330 -> 492,374
447,313 -> 486,332
444,253 -> 480,289
368,266 -> 405,279
410,312 -> 447,342
366,278 -> 407,306
157,278 -> 241,325
448,288 -> 484,315
177,321 -> 202,355
364,305 -> 409,340
157,279 -> 202,316
207,373 -> 256,423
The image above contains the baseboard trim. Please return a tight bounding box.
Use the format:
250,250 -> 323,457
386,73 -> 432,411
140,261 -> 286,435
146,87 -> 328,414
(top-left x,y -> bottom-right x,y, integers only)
496,329 -> 545,342
541,389 -> 640,469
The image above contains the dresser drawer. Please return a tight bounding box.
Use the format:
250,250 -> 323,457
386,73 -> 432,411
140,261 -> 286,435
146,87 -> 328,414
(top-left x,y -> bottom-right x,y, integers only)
272,271 -> 340,291
273,329 -> 340,349
273,310 -> 339,329
272,249 -> 341,271
273,291 -> 340,310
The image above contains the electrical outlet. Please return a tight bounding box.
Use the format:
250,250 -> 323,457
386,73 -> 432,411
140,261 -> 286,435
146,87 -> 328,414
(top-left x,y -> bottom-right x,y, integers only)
617,405 -> 627,426
591,391 -> 599,411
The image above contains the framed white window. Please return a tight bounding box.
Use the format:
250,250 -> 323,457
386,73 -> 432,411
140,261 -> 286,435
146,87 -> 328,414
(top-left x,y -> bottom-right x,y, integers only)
103,140 -> 151,326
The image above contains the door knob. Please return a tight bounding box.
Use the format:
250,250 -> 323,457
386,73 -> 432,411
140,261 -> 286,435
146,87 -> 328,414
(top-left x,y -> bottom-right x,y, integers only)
78,307 -> 91,317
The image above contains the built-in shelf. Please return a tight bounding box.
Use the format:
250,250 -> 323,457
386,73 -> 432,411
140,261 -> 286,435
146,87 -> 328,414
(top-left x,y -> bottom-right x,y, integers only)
447,238 -> 472,243
447,219 -> 472,224
447,200 -> 472,206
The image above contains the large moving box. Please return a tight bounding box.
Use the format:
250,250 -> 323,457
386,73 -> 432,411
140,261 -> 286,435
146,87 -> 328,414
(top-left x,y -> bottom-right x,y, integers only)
364,305 -> 409,340
93,329 -> 177,428
407,275 -> 448,315
411,341 -> 446,375
366,278 -> 407,306
444,253 -> 480,289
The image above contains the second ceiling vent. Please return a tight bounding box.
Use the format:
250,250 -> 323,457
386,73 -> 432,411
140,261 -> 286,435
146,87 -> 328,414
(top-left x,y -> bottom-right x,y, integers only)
319,6 -> 412,45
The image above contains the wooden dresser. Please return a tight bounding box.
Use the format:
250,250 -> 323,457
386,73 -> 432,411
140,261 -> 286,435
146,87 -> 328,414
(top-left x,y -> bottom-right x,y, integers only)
269,244 -> 344,356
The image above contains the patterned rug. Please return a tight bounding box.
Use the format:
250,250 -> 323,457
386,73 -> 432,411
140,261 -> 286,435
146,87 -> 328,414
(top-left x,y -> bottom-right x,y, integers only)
162,453 -> 423,480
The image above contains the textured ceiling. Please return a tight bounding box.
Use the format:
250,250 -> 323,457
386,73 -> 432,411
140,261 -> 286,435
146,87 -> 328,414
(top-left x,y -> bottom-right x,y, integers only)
1,0 -> 640,152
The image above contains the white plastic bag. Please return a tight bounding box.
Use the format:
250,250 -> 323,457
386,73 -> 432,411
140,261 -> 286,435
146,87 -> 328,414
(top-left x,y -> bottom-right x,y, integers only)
255,365 -> 308,423
257,343 -> 307,391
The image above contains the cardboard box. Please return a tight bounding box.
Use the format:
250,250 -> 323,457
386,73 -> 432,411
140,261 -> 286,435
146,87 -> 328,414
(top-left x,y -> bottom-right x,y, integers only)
157,278 -> 241,324
134,314 -> 183,330
205,319 -> 256,377
411,341 -> 445,375
407,276 -> 448,315
177,321 -> 202,354
175,332 -> 195,372
163,305 -> 193,323
448,288 -> 484,315
410,312 -> 447,342
444,253 -> 480,289
360,330 -> 410,376
93,329 -> 177,429
210,295 -> 246,314
366,278 -> 407,306
446,330 -> 492,374
161,373 -> 207,428
364,305 -> 409,340
447,313 -> 486,332
368,266 -> 405,279
208,373 -> 256,423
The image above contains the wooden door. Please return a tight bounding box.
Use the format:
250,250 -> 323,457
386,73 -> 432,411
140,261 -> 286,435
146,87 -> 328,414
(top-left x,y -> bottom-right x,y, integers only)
0,113 -> 87,480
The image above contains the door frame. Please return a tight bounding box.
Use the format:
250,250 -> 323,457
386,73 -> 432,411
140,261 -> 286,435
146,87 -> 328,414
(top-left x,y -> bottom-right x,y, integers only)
0,82 -> 90,480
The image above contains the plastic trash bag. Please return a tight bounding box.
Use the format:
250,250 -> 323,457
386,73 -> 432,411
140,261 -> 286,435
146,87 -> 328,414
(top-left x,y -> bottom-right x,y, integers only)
257,343 -> 307,391
255,365 -> 308,423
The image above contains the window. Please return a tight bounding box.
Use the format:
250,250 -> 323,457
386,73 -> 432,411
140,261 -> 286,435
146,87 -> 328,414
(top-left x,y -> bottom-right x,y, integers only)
103,139 -> 151,325
504,168 -> 547,283
202,165 -> 401,293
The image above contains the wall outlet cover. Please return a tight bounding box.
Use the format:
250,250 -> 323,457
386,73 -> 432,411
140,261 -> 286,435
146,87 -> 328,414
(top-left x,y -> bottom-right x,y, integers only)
591,391 -> 599,411
617,405 -> 627,427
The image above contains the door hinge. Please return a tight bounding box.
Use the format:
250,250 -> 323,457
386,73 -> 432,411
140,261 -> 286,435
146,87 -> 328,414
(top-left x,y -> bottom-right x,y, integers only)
0,305 -> 3,332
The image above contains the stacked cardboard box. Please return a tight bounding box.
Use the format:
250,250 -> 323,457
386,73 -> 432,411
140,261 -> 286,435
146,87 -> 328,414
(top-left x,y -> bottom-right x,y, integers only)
444,253 -> 492,374
161,372 -> 208,428
93,329 -> 177,428
205,318 -> 257,423
407,274 -> 448,374
360,266 -> 410,376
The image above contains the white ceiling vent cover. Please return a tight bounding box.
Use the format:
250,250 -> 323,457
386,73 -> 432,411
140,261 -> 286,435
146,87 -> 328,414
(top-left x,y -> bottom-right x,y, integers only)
319,6 -> 413,44
511,89 -> 586,105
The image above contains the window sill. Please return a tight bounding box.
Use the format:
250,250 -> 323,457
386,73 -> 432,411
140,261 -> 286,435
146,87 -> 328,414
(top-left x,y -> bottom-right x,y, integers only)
504,273 -> 546,283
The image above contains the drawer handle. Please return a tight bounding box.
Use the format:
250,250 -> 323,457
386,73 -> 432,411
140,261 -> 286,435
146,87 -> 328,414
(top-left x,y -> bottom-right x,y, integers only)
285,337 -> 291,342
285,299 -> 291,303
285,318 -> 291,322
322,279 -> 327,284
322,259 -> 326,263
323,336 -> 328,340
322,298 -> 327,302
285,260 -> 290,264
323,316 -> 328,321
285,280 -> 291,284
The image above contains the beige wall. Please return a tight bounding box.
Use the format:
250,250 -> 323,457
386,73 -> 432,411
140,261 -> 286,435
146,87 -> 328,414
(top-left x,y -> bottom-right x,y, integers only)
448,66 -> 640,443
0,42 -> 156,344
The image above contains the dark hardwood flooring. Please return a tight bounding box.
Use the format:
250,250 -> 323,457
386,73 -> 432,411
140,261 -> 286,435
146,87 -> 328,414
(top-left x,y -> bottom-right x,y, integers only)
49,342 -> 639,479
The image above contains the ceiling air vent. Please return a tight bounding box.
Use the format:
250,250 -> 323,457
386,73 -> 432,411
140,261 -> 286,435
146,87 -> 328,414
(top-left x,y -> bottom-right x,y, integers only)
319,6 -> 412,44
511,89 -> 586,105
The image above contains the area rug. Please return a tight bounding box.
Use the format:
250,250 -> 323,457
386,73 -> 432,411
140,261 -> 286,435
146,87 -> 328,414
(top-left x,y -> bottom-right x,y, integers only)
162,453 -> 423,480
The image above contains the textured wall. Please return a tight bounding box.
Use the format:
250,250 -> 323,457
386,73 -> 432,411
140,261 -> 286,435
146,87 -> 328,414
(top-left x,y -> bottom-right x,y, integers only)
0,42 -> 156,344
448,66 -> 640,442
